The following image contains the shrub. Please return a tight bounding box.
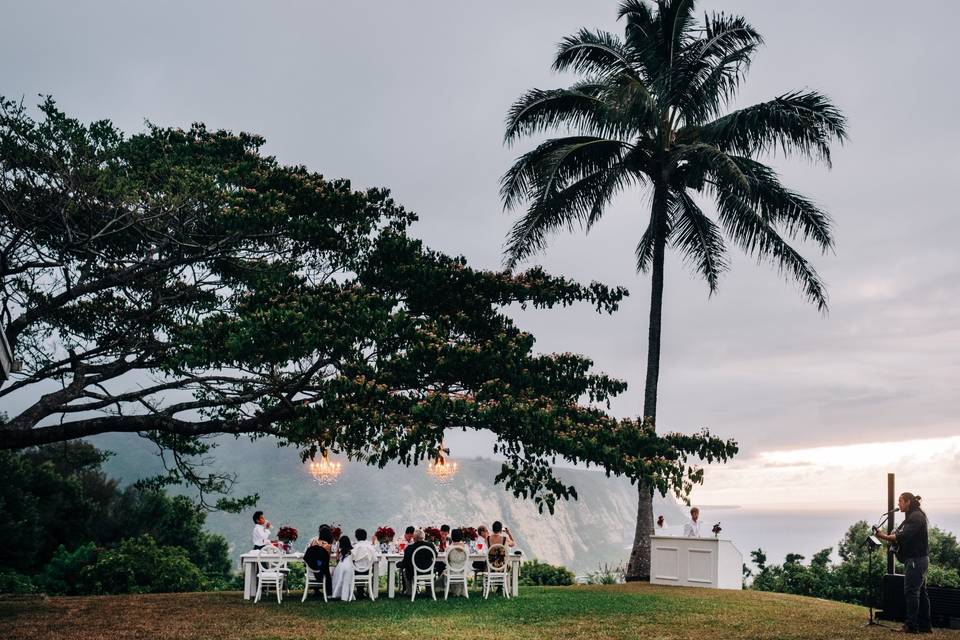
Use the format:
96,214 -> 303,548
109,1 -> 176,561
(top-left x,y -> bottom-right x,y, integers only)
38,543 -> 99,595
0,569 -> 36,595
585,562 -> 625,585
518,559 -> 575,586
928,565 -> 960,589
78,534 -> 204,594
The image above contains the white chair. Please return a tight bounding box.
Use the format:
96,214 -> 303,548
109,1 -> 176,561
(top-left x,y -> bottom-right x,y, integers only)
444,546 -> 469,600
255,545 -> 287,604
302,566 -> 327,603
482,544 -> 510,599
352,544 -> 378,601
410,545 -> 437,601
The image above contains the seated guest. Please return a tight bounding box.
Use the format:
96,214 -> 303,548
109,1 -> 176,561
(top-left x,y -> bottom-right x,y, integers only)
439,524 -> 451,551
397,525 -> 417,591
330,536 -> 356,600
251,511 -> 272,550
352,528 -> 378,599
486,520 -> 515,548
472,525 -> 490,573
446,528 -> 468,597
683,507 -> 703,537
402,529 -> 436,592
303,525 -> 334,596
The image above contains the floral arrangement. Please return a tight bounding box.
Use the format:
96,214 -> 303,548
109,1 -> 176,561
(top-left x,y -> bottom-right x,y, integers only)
277,526 -> 298,542
423,526 -> 443,543
331,524 -> 342,540
459,526 -> 479,541
712,522 -> 722,537
375,526 -> 395,543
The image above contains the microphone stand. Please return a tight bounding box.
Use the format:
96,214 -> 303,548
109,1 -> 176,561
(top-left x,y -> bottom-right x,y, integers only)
863,511 -> 894,628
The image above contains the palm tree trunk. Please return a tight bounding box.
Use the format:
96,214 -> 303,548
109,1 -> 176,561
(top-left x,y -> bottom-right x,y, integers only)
625,184 -> 668,581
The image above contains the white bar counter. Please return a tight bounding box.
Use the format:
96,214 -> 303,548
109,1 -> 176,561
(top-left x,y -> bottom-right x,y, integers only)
650,535 -> 743,590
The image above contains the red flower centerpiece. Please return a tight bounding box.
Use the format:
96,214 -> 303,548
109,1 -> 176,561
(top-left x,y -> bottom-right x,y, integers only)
424,526 -> 443,544
277,525 -> 298,552
460,526 -> 478,541
712,522 -> 722,538
375,526 -> 395,544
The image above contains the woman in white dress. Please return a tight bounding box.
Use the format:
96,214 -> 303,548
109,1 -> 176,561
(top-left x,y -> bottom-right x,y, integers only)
330,536 -> 355,600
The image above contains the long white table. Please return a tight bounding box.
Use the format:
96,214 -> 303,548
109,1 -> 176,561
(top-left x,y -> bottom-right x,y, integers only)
381,551 -> 523,598
240,549 -> 524,600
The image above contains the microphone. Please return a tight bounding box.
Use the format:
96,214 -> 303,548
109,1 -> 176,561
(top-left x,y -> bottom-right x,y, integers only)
880,508 -> 900,516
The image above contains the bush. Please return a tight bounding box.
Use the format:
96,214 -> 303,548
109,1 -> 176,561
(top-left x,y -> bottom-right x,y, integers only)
78,534 -> 204,594
585,562 -> 625,585
928,565 -> 960,589
38,543 -> 99,595
518,560 -> 575,586
0,569 -> 37,595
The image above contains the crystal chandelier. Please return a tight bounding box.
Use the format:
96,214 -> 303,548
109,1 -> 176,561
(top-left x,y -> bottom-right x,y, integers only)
307,451 -> 342,486
426,447 -> 458,484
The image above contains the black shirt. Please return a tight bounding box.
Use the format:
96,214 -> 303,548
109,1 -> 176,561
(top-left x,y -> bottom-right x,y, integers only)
896,509 -> 929,560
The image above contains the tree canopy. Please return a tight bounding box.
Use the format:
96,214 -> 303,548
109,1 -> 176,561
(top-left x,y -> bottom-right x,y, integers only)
0,97 -> 736,512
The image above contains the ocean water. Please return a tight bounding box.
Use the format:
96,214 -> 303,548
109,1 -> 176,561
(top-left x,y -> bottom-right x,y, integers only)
697,508 -> 960,568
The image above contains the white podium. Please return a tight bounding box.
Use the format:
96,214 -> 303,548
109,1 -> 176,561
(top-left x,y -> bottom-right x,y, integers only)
650,535 -> 743,590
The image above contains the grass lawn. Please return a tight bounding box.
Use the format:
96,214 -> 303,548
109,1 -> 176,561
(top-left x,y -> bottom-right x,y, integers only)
2,584 -> 957,640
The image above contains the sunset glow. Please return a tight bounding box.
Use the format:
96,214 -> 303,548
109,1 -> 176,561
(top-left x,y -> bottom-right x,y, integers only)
692,435 -> 960,512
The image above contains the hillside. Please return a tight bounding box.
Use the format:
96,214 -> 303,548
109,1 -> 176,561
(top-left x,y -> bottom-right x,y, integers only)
93,433 -> 687,574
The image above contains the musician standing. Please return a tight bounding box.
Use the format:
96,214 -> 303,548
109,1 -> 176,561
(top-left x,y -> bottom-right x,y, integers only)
876,492 -> 931,634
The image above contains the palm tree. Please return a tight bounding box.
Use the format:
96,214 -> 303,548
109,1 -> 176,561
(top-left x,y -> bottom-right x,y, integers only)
501,0 -> 846,580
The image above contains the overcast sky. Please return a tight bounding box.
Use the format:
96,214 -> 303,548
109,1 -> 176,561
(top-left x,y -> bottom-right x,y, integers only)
3,0 -> 958,509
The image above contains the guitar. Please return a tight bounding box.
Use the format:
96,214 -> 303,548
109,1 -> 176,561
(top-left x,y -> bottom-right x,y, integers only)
872,525 -> 901,560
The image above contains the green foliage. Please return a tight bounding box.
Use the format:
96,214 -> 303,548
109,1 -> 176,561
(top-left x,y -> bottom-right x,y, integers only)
0,444 -> 230,579
518,560 -> 576,586
0,97 -> 735,513
585,562 -> 625,585
0,443 -> 117,571
78,535 -> 204,595
928,565 -> 960,589
37,544 -> 98,595
111,489 -> 232,579
0,570 -> 36,595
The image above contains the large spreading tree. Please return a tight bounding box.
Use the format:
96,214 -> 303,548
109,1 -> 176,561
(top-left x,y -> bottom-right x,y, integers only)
0,97 -> 736,513
501,0 -> 846,578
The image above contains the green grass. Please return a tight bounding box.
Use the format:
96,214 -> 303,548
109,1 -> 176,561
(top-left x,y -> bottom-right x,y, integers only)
2,584 -> 957,640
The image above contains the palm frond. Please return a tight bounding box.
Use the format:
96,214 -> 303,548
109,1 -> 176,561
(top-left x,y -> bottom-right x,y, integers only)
669,190 -> 728,292
671,13 -> 763,124
731,156 -> 833,252
504,83 -> 622,145
671,143 -> 748,192
501,136 -> 631,211
505,162 -> 633,268
635,218 -> 657,273
617,0 -> 665,84
695,91 -> 848,165
713,184 -> 829,310
553,29 -> 634,79
502,138 -> 635,266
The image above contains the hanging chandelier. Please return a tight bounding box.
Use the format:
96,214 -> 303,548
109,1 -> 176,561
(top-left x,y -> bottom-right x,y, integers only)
307,451 -> 343,486
426,447 -> 458,484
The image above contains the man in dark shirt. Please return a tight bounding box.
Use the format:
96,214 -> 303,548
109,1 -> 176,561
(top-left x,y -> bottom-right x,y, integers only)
401,529 -> 436,594
876,492 -> 931,633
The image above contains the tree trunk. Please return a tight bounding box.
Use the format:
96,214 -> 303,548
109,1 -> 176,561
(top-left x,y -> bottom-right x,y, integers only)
625,184 -> 669,581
